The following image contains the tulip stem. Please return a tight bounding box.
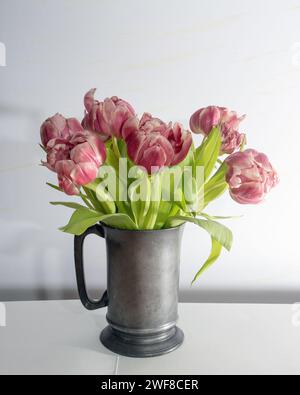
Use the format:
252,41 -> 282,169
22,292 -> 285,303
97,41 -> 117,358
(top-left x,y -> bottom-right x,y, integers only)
80,193 -> 94,210
112,137 -> 121,159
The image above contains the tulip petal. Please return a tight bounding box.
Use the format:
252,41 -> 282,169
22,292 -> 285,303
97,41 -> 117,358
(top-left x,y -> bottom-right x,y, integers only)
70,162 -> 98,186
84,88 -> 97,112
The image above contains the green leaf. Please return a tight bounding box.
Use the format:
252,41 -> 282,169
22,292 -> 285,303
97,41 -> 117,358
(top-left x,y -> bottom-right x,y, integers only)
60,208 -> 138,235
46,182 -> 63,192
156,201 -> 178,229
60,208 -> 105,235
85,182 -> 116,215
165,216 -> 187,228
192,238 -> 223,284
195,127 -> 222,181
143,173 -> 162,230
128,173 -> 151,229
50,202 -> 87,210
200,212 -> 242,221
204,182 -> 228,207
203,162 -> 228,207
100,213 -> 138,230
168,215 -> 233,251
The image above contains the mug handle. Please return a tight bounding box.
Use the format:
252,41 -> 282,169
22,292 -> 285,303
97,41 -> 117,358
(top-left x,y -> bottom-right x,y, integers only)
74,224 -> 108,311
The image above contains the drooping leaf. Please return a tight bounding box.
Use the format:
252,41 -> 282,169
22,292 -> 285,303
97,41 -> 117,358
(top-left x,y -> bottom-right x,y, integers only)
168,215 -> 233,251
200,212 -> 242,221
195,128 -> 222,181
60,208 -> 138,235
60,208 -> 105,235
50,202 -> 87,210
192,238 -> 223,284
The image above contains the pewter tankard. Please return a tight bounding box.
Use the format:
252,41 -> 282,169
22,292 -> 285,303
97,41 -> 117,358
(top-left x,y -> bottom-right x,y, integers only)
74,223 -> 184,358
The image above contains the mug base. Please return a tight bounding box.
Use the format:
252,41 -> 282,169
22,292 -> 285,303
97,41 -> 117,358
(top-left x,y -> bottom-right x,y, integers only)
100,325 -> 184,358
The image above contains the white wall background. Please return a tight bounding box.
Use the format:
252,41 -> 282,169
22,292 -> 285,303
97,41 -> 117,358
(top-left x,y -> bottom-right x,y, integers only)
0,0 -> 299,303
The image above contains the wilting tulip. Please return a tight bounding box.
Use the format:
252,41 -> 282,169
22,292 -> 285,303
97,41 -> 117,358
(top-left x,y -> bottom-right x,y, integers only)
124,113 -> 192,173
225,149 -> 278,204
82,89 -> 135,139
40,114 -> 83,148
190,106 -> 246,154
44,130 -> 106,195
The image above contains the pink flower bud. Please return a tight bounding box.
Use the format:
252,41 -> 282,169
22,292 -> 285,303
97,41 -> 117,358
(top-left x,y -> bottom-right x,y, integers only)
40,114 -> 83,148
124,113 -> 192,173
225,149 -> 278,205
190,106 -> 222,136
190,106 -> 246,154
82,89 -> 135,139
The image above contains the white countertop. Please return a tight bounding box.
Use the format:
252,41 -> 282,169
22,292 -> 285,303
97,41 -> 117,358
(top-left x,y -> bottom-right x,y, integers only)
0,300 -> 299,375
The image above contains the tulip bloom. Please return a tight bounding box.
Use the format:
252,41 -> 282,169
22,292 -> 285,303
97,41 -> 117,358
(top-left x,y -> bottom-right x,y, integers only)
43,130 -> 106,195
190,106 -> 246,154
82,89 -> 135,139
225,149 -> 278,204
124,113 -> 192,173
40,114 -> 83,148
44,139 -> 72,172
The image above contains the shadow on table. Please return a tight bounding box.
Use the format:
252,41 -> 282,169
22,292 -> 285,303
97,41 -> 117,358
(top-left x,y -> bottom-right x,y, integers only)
1,288 -> 300,305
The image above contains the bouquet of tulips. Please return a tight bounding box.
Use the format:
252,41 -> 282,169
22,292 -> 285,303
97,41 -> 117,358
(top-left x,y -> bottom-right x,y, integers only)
40,89 -> 278,282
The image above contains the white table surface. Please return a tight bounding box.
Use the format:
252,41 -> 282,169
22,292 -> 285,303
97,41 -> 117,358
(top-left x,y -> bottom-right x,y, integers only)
0,300 -> 299,375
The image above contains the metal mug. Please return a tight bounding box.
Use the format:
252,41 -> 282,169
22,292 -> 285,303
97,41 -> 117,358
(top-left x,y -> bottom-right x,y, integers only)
74,223 -> 184,358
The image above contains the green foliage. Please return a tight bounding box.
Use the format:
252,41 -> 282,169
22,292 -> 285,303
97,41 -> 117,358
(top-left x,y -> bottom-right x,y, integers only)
195,127 -> 222,181
60,207 -> 137,235
168,215 -> 233,252
48,127 -> 237,281
192,238 -> 223,284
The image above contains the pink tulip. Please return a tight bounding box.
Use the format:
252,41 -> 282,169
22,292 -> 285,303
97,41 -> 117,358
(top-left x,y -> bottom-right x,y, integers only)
221,125 -> 246,155
164,122 -> 193,166
43,130 -> 106,195
190,106 -> 246,154
40,114 -> 83,148
82,89 -> 135,139
124,113 -> 192,173
56,161 -> 81,196
225,149 -> 278,204
44,139 -> 72,172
